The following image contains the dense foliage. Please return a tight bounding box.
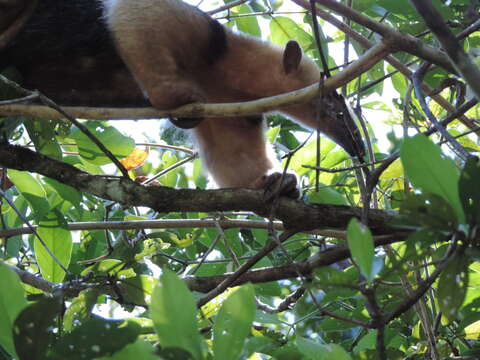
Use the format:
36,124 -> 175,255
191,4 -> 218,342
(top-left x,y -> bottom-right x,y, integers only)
0,0 -> 480,359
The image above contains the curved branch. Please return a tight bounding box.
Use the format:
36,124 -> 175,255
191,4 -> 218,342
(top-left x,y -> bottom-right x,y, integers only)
410,0 -> 480,101
313,0 -> 455,73
292,0 -> 478,132
186,233 -> 406,292
0,42 -> 391,120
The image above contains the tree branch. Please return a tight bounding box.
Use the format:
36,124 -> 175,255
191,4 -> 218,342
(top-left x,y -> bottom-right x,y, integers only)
6,232 -> 406,296
313,0 -> 456,73
0,143 -> 396,233
292,0 -> 478,132
410,0 -> 480,101
0,42 -> 390,120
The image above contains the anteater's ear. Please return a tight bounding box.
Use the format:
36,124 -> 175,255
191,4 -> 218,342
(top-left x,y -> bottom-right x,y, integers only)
282,40 -> 302,74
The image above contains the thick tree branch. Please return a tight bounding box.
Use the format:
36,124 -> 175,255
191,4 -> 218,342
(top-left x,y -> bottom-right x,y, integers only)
0,143 -> 396,233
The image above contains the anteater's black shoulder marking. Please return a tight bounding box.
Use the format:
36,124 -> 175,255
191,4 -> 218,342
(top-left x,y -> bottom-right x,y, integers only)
206,18 -> 227,65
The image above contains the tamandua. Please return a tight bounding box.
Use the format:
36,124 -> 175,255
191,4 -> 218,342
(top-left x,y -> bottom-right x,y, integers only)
2,0 -> 365,197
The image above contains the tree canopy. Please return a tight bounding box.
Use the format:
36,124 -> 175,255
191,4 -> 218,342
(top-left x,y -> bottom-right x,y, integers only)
0,0 -> 479,359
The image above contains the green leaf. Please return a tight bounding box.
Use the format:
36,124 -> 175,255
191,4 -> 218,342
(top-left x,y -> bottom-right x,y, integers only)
438,251 -> 469,322
13,296 -> 62,360
287,138 -> 336,176
296,337 -> 325,360
375,0 -> 419,19
150,269 -> 203,359
296,337 -> 351,360
117,275 -> 158,306
266,125 -> 281,144
400,134 -> 464,222
34,211 -> 72,282
80,259 -> 136,278
0,262 -> 28,358
158,152 -> 179,187
213,284 -> 256,360
347,218 -> 375,282
70,121 -> 135,165
7,170 -> 50,221
270,17 -> 313,48
272,342 -> 304,360
400,193 -> 458,231
24,118 -> 62,160
308,187 -> 349,206
53,317 -> 142,359
459,156 -> 480,225
63,289 -> 98,332
402,229 -> 446,260
96,339 -> 158,360
43,178 -> 82,207
233,4 -> 261,37
464,320 -> 480,340
157,348 -> 195,359
313,267 -> 357,301
354,330 -> 377,352
389,64 -> 407,95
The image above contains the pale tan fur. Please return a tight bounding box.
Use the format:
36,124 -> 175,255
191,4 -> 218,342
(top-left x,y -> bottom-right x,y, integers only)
103,0 -> 343,189
192,32 -> 320,188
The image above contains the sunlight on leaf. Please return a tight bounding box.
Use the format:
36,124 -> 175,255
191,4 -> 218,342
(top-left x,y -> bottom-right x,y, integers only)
400,134 -> 464,223
347,218 -> 375,282
70,121 -> 135,165
438,252 -> 469,322
34,211 -> 72,282
0,261 -> 27,358
8,170 -> 50,220
150,269 -> 204,359
213,284 -> 255,360
465,320 -> 480,340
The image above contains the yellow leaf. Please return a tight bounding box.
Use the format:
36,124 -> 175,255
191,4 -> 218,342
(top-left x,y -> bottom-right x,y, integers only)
380,159 -> 403,180
465,320 -> 480,340
120,147 -> 149,170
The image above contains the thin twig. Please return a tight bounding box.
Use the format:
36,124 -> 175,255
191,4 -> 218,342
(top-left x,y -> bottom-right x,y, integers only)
206,0 -> 248,15
303,159 -> 383,173
256,287 -> 306,313
142,153 -> 197,185
0,75 -> 130,177
196,229 -> 297,307
412,63 -> 471,160
0,188 -> 69,274
410,0 -> 480,101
